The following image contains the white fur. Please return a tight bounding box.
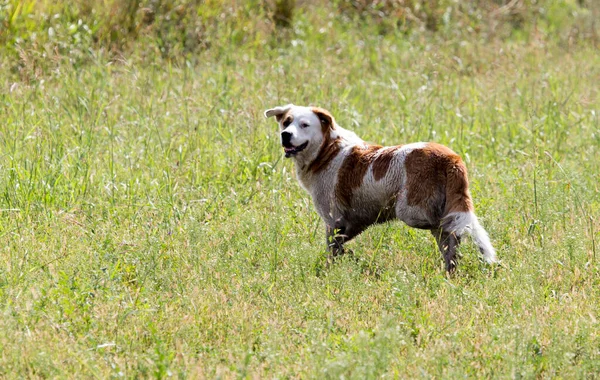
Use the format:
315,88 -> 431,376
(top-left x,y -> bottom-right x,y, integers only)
330,124 -> 364,146
264,104 -> 293,118
268,105 -> 328,151
444,211 -> 498,263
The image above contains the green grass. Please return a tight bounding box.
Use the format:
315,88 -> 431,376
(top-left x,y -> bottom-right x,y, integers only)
1,2 -> 600,378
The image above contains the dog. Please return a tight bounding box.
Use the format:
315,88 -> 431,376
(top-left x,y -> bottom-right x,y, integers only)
264,104 -> 497,272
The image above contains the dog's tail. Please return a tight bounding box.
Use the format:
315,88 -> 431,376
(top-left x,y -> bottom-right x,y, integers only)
442,160 -> 497,263
442,211 -> 497,264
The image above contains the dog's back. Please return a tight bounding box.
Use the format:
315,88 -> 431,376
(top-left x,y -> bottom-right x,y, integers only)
323,142 -> 468,230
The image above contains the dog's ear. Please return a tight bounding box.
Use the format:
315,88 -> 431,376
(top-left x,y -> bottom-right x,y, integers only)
311,107 -> 335,131
264,104 -> 294,122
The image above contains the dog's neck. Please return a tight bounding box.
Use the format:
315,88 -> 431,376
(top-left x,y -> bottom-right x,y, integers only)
293,123 -> 365,189
330,123 -> 364,147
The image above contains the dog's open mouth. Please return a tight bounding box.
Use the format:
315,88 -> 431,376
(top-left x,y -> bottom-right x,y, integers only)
283,141 -> 308,157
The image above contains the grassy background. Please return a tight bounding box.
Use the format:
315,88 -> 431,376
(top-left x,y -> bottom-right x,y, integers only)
1,0 -> 600,378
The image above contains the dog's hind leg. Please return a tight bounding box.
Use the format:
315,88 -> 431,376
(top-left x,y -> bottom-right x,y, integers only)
431,228 -> 461,272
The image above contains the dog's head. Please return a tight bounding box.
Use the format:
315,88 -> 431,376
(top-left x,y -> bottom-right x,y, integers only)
264,104 -> 334,158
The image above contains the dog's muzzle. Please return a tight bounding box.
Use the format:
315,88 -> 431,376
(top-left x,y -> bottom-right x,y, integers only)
283,141 -> 308,157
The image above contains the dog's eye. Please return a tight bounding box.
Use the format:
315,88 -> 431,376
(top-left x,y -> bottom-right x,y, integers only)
300,123 -> 309,129
283,117 -> 292,127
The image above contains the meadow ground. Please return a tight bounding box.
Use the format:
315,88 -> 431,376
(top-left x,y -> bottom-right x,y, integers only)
1,1 -> 600,378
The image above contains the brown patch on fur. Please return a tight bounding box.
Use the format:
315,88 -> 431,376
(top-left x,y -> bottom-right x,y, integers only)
444,155 -> 473,214
307,107 -> 340,174
280,112 -> 293,125
335,145 -> 382,207
311,107 -> 334,133
308,135 -> 342,174
404,143 -> 473,218
372,145 -> 402,181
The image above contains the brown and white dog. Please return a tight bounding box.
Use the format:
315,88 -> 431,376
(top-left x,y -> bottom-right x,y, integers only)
265,104 -> 497,272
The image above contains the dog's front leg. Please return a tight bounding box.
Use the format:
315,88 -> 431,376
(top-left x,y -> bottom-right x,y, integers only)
325,218 -> 360,266
326,225 -> 346,260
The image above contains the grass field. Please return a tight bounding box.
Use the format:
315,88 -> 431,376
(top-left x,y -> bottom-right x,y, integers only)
1,1 -> 600,378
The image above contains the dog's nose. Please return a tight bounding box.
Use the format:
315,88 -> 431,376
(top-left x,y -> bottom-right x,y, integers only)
281,131 -> 293,147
